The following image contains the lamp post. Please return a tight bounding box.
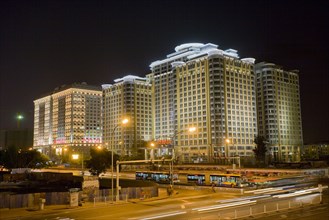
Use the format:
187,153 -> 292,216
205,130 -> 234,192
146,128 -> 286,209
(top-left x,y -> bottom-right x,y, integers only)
149,142 -> 156,160
226,138 -> 237,157
62,147 -> 67,163
16,113 -> 24,129
72,153 -> 84,175
170,126 -> 196,186
225,138 -> 241,170
225,138 -> 230,164
111,118 -> 129,202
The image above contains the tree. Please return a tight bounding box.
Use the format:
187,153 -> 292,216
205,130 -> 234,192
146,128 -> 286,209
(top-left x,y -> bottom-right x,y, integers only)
253,135 -> 268,167
0,147 -> 50,170
86,148 -> 119,176
0,146 -> 18,169
19,150 -> 50,168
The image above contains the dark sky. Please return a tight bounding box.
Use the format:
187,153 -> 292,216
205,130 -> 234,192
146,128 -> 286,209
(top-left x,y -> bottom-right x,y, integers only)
0,0 -> 328,143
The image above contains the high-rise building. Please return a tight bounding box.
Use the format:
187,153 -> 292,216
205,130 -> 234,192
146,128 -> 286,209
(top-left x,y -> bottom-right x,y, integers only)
149,43 -> 257,163
33,95 -> 52,148
255,62 -> 303,162
33,83 -> 102,160
102,75 -> 152,157
32,44 -> 304,165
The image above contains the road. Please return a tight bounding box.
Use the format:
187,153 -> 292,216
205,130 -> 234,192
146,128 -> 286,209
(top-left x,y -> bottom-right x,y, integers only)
2,186 -> 328,220
2,188 -> 239,220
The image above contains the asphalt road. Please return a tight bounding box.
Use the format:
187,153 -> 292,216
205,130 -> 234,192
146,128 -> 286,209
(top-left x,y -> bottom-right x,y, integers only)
1,188 -> 238,220
3,187 -> 328,220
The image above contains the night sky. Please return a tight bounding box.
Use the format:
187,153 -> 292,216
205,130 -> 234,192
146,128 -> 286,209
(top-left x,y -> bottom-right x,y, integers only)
0,0 -> 328,143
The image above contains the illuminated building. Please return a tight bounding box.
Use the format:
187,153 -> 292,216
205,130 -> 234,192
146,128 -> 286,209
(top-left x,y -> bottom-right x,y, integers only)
33,95 -> 52,150
149,43 -> 257,163
102,75 -> 152,156
32,45 -> 304,164
255,62 -> 303,162
33,83 -> 102,159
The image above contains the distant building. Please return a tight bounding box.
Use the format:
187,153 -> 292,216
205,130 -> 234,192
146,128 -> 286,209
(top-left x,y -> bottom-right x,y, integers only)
255,62 -> 303,162
33,83 -> 102,161
102,75 -> 152,157
0,129 -> 33,151
149,43 -> 257,163
302,142 -> 329,160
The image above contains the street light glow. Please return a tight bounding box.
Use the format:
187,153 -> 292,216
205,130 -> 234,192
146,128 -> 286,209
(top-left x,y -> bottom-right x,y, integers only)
16,113 -> 24,129
72,154 -> 79,160
122,118 -> 129,125
188,126 -> 196,132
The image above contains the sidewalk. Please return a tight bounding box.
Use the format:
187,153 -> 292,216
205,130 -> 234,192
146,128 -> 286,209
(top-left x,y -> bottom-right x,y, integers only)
0,200 -> 134,219
0,204 -> 78,219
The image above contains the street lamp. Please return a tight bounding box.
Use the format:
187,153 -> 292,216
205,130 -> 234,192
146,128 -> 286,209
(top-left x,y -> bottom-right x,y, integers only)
225,138 -> 241,170
225,138 -> 230,164
149,142 -> 156,160
72,154 -> 84,175
62,147 -> 67,163
16,113 -> 24,129
111,118 -> 129,202
170,126 -> 196,186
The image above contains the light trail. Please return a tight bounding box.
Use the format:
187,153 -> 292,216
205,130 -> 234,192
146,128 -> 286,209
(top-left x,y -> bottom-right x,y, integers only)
245,187 -> 284,194
273,185 -> 328,198
192,200 -> 256,212
217,194 -> 271,203
136,211 -> 187,220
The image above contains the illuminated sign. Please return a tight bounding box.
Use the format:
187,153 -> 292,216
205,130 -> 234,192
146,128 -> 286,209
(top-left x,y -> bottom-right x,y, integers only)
54,137 -> 66,144
82,137 -> 101,143
156,139 -> 172,145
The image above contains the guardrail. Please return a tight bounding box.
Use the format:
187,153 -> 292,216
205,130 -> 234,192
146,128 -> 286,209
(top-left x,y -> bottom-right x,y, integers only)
215,192 -> 322,219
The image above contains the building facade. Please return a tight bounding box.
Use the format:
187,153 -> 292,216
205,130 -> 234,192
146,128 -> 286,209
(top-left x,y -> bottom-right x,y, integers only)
302,142 -> 329,161
255,62 -> 303,162
33,95 -> 52,147
33,83 -> 102,161
102,75 -> 153,157
149,43 -> 257,163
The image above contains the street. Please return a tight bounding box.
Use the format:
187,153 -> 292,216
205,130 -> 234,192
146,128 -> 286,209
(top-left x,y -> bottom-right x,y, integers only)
1,188 -> 239,220
2,186 -> 328,220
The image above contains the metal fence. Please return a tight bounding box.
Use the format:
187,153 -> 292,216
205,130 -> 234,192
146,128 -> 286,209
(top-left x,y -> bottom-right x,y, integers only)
0,192 -> 70,209
85,186 -> 157,206
0,185 -> 159,209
